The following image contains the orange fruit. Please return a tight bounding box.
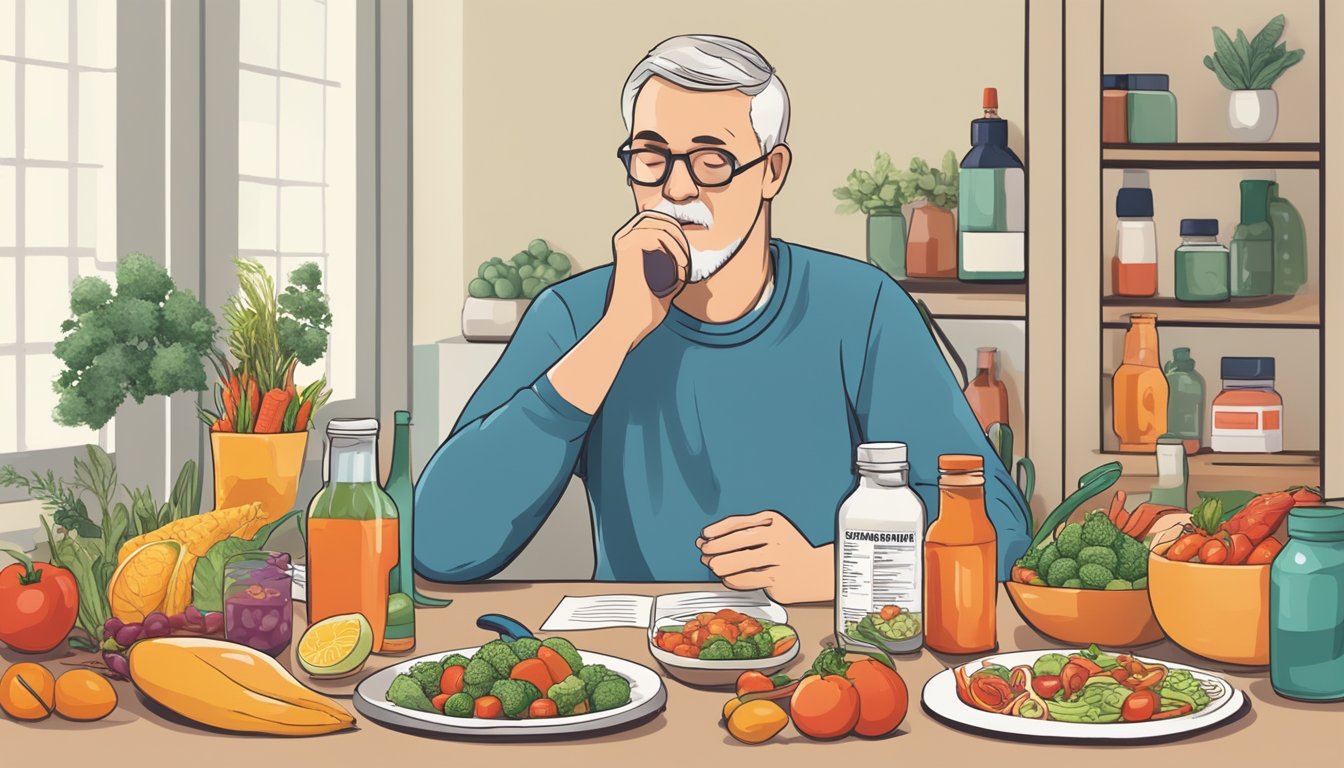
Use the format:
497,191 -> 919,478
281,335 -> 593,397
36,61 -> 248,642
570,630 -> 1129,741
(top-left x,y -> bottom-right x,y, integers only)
1,663 -> 56,721
726,699 -> 788,744
846,659 -> 908,737
790,674 -> 860,740
54,669 -> 118,721
107,540 -> 184,622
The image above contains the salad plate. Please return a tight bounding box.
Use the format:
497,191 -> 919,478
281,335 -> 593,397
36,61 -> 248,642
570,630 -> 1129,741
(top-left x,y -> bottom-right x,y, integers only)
922,648 -> 1248,744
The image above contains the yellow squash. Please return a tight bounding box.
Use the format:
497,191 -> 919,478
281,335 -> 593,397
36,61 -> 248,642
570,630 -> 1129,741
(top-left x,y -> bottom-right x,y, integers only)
129,637 -> 355,736
107,541 -> 185,623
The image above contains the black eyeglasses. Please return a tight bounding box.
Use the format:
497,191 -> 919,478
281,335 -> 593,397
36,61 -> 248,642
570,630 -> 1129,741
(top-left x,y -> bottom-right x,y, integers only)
617,142 -> 769,188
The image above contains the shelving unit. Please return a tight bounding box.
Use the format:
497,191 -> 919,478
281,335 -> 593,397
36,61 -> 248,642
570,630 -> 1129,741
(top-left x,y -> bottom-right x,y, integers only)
900,279 -> 1027,320
1100,294 -> 1319,327
1102,143 -> 1322,169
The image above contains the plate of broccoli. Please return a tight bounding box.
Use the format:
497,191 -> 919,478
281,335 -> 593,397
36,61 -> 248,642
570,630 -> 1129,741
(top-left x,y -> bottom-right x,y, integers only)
355,636 -> 666,738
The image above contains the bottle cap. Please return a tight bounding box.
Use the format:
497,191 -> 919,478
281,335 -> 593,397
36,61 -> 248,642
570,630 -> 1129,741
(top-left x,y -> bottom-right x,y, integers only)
1287,506 -> 1344,538
1116,187 -> 1154,217
1127,73 -> 1170,91
983,87 -> 998,109
1180,218 -> 1219,236
938,454 -> 984,472
1173,347 -> 1192,362
977,347 -> 997,369
1102,74 -> 1129,90
395,410 -> 411,425
856,442 -> 908,466
1221,356 -> 1275,380
327,417 -> 379,436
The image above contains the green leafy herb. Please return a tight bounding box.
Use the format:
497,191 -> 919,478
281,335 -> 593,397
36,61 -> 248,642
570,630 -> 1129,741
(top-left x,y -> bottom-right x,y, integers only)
191,510 -> 299,612
1190,496 -> 1225,536
904,151 -> 960,210
1196,490 -> 1257,523
1204,15 -> 1305,90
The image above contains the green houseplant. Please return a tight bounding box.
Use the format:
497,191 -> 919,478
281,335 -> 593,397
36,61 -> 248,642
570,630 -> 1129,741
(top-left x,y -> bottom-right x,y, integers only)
463,238 -> 573,342
1203,14 -> 1306,142
904,151 -> 961,279
833,152 -> 914,279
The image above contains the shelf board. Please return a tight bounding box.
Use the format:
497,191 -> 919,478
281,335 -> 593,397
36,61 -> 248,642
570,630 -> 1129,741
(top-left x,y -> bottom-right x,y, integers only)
1101,294 -> 1320,328
1100,449 -> 1320,496
1101,143 -> 1322,170
898,278 -> 1026,320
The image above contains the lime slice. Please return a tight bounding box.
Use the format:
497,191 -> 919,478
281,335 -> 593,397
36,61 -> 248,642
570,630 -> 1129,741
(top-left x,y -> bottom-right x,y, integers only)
298,613 -> 373,678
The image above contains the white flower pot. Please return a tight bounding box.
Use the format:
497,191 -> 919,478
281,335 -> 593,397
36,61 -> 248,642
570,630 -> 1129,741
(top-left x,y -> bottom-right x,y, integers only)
461,297 -> 529,342
1227,90 -> 1278,142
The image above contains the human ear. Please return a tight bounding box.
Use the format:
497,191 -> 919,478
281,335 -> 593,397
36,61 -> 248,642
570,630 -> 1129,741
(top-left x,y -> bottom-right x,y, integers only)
761,144 -> 792,201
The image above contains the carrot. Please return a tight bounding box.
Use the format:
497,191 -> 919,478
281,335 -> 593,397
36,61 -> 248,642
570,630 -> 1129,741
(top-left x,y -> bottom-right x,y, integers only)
536,646 -> 573,684
430,693 -> 449,713
1247,538 -> 1283,565
1291,488 -> 1323,506
1165,532 -> 1208,562
1108,490 -> 1129,530
1150,704 -> 1192,720
1123,503 -> 1185,540
294,399 -> 313,431
1199,538 -> 1228,564
509,658 -> 554,696
772,637 -> 796,656
254,387 -> 293,433
474,696 -> 502,718
1226,533 -> 1253,565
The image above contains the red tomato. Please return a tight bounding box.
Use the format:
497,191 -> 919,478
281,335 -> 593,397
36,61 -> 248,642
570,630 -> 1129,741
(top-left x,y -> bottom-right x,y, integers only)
0,549 -> 79,653
440,665 -> 465,696
1122,689 -> 1160,722
528,698 -> 558,718
1059,662 -> 1090,700
474,695 -> 502,718
736,671 -> 774,696
1031,674 -> 1062,700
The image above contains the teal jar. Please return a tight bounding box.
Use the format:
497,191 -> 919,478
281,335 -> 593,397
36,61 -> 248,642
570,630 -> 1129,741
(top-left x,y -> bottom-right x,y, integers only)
867,211 -> 906,280
1125,74 -> 1177,143
1174,218 -> 1229,302
1270,506 -> 1344,701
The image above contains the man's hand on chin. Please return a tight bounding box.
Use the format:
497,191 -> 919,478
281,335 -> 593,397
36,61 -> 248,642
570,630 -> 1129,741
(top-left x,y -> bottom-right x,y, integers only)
695,510 -> 833,605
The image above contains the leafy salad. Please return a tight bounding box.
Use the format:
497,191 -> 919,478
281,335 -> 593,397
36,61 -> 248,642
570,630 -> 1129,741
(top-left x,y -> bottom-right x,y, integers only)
955,645 -> 1215,724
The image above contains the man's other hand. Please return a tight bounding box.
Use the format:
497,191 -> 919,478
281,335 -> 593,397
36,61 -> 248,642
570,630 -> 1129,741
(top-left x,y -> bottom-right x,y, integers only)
696,510 -> 833,605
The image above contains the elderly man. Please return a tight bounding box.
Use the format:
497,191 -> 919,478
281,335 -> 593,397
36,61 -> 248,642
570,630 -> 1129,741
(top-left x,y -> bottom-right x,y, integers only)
415,35 -> 1030,603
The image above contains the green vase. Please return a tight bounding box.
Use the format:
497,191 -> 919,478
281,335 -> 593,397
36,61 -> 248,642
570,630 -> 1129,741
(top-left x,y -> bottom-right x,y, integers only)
867,211 -> 907,279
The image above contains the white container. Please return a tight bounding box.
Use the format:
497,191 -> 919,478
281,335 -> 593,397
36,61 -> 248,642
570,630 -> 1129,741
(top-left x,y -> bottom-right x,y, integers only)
835,442 -> 926,654
1114,187 -> 1157,297
461,297 -> 529,342
1228,89 -> 1278,143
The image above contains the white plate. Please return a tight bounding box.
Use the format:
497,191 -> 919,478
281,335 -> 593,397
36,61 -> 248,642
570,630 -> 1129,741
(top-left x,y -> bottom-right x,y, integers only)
353,646 -> 666,739
922,649 -> 1248,743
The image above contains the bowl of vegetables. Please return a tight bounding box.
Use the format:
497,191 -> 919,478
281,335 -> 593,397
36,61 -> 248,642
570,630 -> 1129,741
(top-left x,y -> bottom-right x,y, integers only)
462,239 -> 573,342
649,608 -> 799,688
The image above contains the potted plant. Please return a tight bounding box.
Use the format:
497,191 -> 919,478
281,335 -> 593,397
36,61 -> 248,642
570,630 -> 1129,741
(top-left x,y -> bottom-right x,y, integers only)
833,152 -> 913,280
198,259 -> 331,528
463,238 -> 573,342
903,151 -> 960,279
1203,14 -> 1305,142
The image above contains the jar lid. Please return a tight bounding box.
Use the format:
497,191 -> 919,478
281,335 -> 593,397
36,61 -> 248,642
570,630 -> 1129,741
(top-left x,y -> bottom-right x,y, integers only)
327,417 -> 379,436
1288,506 -> 1344,538
1221,356 -> 1275,380
857,442 -> 908,466
1116,187 -> 1154,218
1180,218 -> 1219,236
939,454 -> 983,472
1102,74 -> 1128,90
1127,73 -> 1169,91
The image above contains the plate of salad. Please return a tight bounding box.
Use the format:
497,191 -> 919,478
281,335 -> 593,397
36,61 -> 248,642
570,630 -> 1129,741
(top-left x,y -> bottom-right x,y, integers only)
921,645 -> 1247,743
354,615 -> 666,739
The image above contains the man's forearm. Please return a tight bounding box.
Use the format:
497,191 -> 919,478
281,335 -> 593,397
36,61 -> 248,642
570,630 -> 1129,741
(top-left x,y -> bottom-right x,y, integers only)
547,318 -> 640,415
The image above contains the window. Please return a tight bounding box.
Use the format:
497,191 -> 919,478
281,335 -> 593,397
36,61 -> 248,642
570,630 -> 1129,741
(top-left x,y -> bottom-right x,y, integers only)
237,0 -> 356,401
0,0 -> 117,457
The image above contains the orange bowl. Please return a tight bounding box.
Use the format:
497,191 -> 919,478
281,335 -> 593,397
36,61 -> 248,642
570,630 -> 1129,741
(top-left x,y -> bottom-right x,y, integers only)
1147,554 -> 1269,665
1006,581 -> 1165,647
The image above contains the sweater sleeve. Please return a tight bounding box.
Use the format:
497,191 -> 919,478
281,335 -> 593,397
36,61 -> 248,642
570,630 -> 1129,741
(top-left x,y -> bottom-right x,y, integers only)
413,289 -> 593,582
853,279 -> 1031,580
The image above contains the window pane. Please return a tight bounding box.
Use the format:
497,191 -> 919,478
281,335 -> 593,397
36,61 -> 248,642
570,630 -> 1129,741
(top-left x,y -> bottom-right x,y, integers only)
239,70 -> 277,178
239,180 -> 277,251
24,0 -> 68,62
0,165 -> 13,247
0,355 -> 15,453
75,0 -> 115,68
78,71 -> 115,164
24,65 -> 69,161
24,255 -> 72,344
0,257 -> 14,344
326,0 -> 355,402
278,78 -> 322,181
279,0 -> 325,79
240,0 -> 279,69
25,353 -> 98,451
0,0 -> 14,57
0,61 -> 14,157
24,168 -> 69,247
279,185 -> 321,253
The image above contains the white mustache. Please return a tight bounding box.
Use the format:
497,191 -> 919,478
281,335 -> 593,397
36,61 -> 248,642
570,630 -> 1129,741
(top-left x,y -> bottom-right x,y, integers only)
652,199 -> 714,229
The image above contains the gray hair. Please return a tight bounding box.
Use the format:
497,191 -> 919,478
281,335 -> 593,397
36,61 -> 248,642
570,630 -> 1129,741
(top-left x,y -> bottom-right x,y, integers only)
621,35 -> 790,153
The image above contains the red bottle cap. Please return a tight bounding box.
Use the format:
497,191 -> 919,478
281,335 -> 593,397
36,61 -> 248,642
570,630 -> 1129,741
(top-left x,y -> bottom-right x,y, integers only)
939,454 -> 984,472
982,87 -> 999,109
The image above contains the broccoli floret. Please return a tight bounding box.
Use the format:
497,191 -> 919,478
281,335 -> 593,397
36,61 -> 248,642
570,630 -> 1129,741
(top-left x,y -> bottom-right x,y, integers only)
753,631 -> 776,658
1079,563 -> 1115,589
511,637 -> 542,660
704,634 -> 731,648
541,637 -> 584,673
1114,536 -> 1148,581
1105,579 -> 1134,590
1132,576 -> 1148,589
1078,545 -> 1119,572
409,660 -> 446,699
478,640 -> 522,678
1046,557 -> 1080,586
489,679 -> 541,718
1081,510 -> 1120,548
443,692 -> 474,717
440,653 -> 471,669
1033,652 -> 1070,677
547,675 -> 588,715
1037,543 -> 1061,577
577,664 -> 614,698
1017,546 -> 1043,572
463,657 -> 499,698
1063,578 -> 1083,588
1056,524 -> 1085,558
732,640 -> 761,660
386,674 -> 437,713
698,641 -> 734,660
591,676 -> 632,712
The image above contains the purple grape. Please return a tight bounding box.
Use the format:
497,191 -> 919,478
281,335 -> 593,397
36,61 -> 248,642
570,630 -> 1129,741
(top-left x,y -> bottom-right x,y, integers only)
115,622 -> 144,647
169,612 -> 189,630
203,611 -> 224,634
144,613 -> 171,638
104,617 -> 125,637
102,651 -> 131,680
184,605 -> 204,626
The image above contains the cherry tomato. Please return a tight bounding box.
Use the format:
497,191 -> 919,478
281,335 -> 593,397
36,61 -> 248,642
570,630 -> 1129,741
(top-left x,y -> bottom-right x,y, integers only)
474,695 -> 502,718
1031,674 -> 1062,700
440,665 -> 465,696
1121,689 -> 1160,722
1059,662 -> 1090,700
528,698 -> 558,718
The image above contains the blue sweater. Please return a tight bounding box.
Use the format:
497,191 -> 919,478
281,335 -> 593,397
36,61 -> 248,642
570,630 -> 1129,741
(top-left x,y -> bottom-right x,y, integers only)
414,239 -> 1031,583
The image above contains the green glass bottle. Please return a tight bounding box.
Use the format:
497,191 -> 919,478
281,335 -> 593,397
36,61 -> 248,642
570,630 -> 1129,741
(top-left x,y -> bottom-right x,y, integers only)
382,410 -> 415,653
1267,182 -> 1307,296
1163,348 -> 1204,455
1229,180 -> 1274,298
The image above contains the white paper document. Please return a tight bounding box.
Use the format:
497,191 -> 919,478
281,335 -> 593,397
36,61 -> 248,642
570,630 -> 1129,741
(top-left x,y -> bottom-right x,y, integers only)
540,589 -> 787,632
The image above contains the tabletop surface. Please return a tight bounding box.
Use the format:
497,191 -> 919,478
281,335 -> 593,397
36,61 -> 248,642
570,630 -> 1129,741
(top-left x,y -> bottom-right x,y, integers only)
4,579 -> 1341,765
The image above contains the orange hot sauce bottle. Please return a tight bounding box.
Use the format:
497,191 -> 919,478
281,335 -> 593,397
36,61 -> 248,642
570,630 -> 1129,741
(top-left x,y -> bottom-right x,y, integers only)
924,454 -> 998,654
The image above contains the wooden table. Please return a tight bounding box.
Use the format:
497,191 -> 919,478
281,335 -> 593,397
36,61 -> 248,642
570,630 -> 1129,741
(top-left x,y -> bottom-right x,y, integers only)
5,580 -> 1341,764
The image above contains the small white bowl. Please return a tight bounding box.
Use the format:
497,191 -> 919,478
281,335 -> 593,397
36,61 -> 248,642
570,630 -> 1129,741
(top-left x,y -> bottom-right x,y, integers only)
647,609 -> 801,689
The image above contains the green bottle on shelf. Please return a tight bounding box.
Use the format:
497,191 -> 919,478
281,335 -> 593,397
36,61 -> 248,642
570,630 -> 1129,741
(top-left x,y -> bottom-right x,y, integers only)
1267,181 -> 1307,296
1229,180 -> 1274,298
1163,347 -> 1204,456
